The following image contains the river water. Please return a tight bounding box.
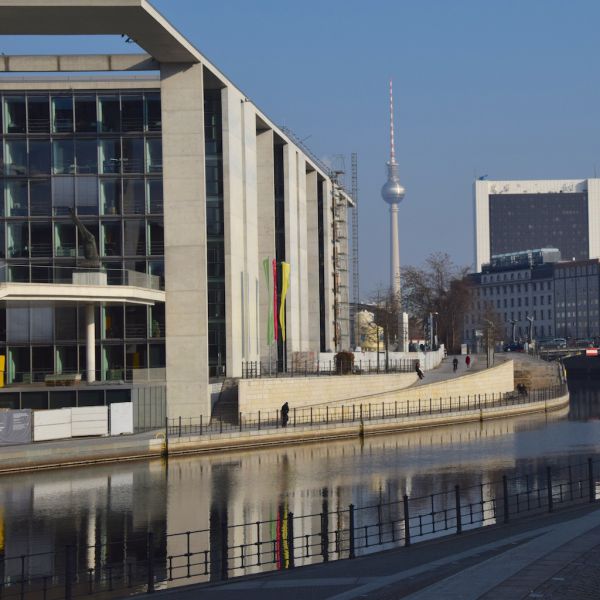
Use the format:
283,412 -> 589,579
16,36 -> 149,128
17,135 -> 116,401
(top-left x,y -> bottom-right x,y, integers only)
1,379 -> 600,588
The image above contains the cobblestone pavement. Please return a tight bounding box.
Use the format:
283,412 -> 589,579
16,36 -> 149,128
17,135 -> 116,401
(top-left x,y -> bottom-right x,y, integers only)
485,531 -> 600,599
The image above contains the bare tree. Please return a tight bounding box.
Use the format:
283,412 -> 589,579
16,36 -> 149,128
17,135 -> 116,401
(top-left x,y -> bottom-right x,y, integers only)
402,252 -> 471,353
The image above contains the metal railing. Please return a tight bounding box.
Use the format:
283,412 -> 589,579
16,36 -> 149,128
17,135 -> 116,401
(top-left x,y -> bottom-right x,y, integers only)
169,384 -> 567,437
1,445 -> 596,600
241,358 -> 418,379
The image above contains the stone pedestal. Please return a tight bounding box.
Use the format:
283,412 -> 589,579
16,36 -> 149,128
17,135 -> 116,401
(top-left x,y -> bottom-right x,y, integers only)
72,271 -> 107,286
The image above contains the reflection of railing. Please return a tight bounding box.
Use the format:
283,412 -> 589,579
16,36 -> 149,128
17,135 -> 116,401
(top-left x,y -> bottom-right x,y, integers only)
4,408 -> 596,600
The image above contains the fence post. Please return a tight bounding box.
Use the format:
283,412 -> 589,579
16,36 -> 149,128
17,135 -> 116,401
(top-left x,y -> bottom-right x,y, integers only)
349,504 -> 355,559
287,512 -> 295,569
200,414 -> 203,436
276,409 -> 280,429
403,495 -> 411,546
455,485 -> 462,534
589,458 -> 595,503
221,519 -> 229,581
547,466 -> 553,512
258,411 -> 261,431
239,412 -> 242,432
321,512 -> 329,562
147,532 -> 155,593
503,475 -> 509,523
178,416 -> 181,437
64,545 -> 73,600
294,407 -> 297,427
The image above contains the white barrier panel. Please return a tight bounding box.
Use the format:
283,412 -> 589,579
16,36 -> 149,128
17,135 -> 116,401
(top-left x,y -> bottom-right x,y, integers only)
33,409 -> 72,442
71,406 -> 109,437
110,403 -> 134,436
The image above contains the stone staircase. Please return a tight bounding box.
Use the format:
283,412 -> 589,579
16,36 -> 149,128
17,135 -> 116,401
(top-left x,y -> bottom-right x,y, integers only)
210,378 -> 239,425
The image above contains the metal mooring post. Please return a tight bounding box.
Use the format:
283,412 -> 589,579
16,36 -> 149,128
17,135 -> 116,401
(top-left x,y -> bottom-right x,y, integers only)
547,467 -> 553,513
503,475 -> 509,523
287,513 -> 295,569
455,485 -> 462,534
349,504 -> 356,559
403,495 -> 411,546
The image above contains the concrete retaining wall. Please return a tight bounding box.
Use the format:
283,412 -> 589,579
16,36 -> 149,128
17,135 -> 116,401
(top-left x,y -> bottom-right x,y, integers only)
374,360 -> 514,406
238,372 -> 418,413
238,360 -> 514,414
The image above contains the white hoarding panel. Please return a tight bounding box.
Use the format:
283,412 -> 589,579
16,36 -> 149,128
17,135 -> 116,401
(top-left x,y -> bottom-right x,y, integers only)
110,403 -> 134,436
71,406 -> 108,437
33,409 -> 72,442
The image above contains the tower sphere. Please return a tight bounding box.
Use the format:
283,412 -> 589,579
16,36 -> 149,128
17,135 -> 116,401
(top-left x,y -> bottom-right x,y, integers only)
381,173 -> 405,205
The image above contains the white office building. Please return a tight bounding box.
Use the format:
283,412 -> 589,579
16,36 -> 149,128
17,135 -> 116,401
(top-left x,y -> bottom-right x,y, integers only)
0,0 -> 352,417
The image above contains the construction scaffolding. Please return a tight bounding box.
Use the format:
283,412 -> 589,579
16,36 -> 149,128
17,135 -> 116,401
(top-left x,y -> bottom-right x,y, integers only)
332,171 -> 350,351
351,152 -> 359,349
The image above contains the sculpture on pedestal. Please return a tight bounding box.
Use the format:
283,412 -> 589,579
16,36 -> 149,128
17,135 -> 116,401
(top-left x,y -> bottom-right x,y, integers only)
69,208 -> 100,268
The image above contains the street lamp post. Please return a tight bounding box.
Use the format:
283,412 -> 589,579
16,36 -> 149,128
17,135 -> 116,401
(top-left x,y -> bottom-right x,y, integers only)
510,320 -> 517,344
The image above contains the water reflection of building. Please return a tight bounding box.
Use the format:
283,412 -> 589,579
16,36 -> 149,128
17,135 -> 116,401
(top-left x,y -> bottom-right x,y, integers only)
0,462 -> 167,583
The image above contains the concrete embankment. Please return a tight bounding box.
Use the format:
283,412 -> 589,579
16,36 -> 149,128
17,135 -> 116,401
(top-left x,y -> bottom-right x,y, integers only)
0,390 -> 569,474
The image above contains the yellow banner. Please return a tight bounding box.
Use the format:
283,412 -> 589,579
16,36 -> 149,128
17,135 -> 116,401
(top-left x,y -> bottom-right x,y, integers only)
279,262 -> 290,341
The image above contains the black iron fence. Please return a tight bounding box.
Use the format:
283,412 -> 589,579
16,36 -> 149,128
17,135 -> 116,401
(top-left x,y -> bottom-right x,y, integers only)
241,358 -> 418,379
1,449 -> 597,600
168,384 -> 568,437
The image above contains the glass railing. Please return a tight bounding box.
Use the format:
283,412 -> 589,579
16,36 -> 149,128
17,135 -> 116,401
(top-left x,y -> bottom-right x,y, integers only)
0,264 -> 163,290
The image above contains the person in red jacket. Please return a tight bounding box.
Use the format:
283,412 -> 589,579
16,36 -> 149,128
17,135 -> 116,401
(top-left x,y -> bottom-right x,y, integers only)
465,355 -> 471,369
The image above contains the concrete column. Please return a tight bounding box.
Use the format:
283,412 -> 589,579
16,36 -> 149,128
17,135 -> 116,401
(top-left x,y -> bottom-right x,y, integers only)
306,169 -> 320,352
160,62 -> 209,418
390,204 -> 400,297
321,179 -> 335,351
256,129 -> 276,363
85,304 -> 95,383
283,145 -> 300,352
296,157 -> 309,350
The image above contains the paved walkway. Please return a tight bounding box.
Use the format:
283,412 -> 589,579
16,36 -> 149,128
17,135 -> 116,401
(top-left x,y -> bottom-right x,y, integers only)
412,354 -> 487,387
147,504 -> 600,599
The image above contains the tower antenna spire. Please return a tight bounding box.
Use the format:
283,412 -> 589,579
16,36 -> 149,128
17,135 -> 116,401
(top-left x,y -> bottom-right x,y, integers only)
389,79 -> 396,164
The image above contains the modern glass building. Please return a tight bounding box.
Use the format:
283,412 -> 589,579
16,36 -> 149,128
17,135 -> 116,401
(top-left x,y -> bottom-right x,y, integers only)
0,90 -> 165,385
0,0 -> 353,417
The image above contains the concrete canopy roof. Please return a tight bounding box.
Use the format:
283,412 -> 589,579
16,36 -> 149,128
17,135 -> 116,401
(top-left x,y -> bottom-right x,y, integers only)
0,0 -> 201,64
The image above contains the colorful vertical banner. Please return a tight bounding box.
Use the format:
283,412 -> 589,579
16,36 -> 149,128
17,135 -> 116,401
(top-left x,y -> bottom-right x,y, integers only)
262,258 -> 274,345
279,261 -> 290,341
272,259 -> 279,341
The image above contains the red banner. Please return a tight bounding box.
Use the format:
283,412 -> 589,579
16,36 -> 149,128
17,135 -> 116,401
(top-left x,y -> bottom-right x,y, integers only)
272,259 -> 279,341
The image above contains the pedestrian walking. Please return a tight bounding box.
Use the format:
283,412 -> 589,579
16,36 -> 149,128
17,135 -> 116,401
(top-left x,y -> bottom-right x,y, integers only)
281,402 -> 290,427
465,354 -> 471,369
452,357 -> 458,372
415,360 -> 424,380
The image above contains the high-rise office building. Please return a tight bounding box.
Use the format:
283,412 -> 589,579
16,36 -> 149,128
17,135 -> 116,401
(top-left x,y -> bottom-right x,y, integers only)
474,178 -> 600,271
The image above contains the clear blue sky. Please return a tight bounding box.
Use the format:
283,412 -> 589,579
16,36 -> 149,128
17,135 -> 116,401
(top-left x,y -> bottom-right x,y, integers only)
3,0 -> 600,297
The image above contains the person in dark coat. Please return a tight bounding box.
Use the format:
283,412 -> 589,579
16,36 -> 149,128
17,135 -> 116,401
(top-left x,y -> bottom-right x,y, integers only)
415,360 -> 424,380
453,357 -> 458,372
281,402 -> 290,427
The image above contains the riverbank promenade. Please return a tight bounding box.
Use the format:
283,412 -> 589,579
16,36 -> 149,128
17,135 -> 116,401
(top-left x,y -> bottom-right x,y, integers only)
0,355 -> 567,472
149,503 -> 600,600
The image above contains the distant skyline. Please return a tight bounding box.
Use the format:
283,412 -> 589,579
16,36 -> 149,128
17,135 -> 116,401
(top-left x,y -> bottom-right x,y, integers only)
2,0 -> 600,296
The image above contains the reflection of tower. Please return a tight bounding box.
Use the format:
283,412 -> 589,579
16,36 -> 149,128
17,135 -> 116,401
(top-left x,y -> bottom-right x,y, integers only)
380,80 -> 406,345
381,80 -> 405,297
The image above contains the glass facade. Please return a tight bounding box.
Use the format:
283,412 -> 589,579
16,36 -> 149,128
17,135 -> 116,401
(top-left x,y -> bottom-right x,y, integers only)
204,89 -> 226,378
0,91 -> 165,383
489,193 -> 589,261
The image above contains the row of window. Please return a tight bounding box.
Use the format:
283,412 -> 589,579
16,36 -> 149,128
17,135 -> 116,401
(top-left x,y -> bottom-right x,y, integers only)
1,137 -> 162,177
473,294 -> 553,311
5,342 -> 165,385
0,219 -> 164,259
0,177 -> 163,217
477,280 -> 552,295
1,93 -> 161,135
0,304 -> 164,344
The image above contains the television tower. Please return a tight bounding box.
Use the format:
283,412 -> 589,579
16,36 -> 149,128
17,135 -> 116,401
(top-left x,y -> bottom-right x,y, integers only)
380,79 -> 405,299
